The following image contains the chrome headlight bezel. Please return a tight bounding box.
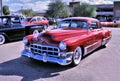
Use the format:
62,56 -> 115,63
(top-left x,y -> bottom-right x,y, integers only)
59,41 -> 67,50
23,37 -> 28,44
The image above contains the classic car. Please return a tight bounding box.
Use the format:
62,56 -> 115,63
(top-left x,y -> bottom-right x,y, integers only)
0,16 -> 43,44
22,17 -> 111,66
22,16 -> 49,29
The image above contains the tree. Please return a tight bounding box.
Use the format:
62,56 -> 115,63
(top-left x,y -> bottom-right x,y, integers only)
3,5 -> 10,15
22,9 -> 35,17
45,0 -> 71,18
73,4 -> 96,17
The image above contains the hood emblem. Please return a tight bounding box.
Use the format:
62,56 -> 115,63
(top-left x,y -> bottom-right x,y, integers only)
40,38 -> 47,44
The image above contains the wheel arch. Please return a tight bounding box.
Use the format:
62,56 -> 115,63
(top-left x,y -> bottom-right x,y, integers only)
79,45 -> 84,57
0,32 -> 9,41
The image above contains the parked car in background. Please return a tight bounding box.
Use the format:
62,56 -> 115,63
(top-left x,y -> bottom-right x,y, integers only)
113,17 -> 120,23
0,16 -> 44,44
47,18 -> 56,25
22,17 -> 111,66
22,16 -> 49,29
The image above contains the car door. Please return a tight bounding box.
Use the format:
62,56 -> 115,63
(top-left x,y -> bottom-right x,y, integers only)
84,21 -> 103,55
37,17 -> 42,25
90,21 -> 103,49
12,24 -> 25,40
30,18 -> 37,24
1,25 -> 25,41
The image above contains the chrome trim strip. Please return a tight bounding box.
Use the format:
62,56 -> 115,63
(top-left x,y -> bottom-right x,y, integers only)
103,36 -> 111,41
84,40 -> 101,55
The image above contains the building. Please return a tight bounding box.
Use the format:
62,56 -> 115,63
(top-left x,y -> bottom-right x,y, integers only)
69,1 -> 114,21
95,4 -> 113,21
114,1 -> 120,18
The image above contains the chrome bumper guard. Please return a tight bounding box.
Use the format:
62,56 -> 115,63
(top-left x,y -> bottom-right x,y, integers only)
21,44 -> 73,65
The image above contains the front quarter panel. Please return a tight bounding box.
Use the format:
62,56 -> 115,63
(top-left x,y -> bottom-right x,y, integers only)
102,29 -> 111,38
63,32 -> 94,52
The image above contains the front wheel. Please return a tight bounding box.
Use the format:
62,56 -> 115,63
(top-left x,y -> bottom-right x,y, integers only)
0,34 -> 6,45
71,46 -> 82,66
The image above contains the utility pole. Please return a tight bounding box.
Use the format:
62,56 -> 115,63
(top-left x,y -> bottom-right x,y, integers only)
0,0 -> 2,16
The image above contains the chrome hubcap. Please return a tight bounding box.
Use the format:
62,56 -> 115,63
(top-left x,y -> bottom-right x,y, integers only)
0,37 -> 3,42
73,47 -> 82,64
0,35 -> 5,44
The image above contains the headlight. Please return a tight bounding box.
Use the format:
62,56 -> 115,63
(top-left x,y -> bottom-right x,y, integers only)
23,37 -> 28,44
59,41 -> 67,50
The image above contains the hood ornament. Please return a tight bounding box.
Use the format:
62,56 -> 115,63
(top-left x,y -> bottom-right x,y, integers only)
40,38 -> 47,44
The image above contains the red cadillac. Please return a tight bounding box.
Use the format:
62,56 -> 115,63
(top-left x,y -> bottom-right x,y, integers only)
22,16 -> 49,29
22,17 -> 111,66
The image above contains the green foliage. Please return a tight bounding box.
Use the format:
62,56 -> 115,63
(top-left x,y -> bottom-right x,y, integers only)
3,5 -> 10,15
22,9 -> 35,17
74,4 -> 96,17
45,0 -> 71,18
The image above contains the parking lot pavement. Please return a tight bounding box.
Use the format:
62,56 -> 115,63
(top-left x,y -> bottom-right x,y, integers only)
0,27 -> 120,81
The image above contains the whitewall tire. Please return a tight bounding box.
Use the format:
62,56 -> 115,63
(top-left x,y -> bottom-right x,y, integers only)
0,35 -> 5,45
71,46 -> 82,66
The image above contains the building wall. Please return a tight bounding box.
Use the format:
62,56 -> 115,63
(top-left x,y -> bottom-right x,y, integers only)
114,1 -> 120,18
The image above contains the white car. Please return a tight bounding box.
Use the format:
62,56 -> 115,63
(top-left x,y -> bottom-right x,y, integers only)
113,18 -> 120,23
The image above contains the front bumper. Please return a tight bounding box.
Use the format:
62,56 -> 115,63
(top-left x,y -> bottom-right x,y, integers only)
21,50 -> 73,66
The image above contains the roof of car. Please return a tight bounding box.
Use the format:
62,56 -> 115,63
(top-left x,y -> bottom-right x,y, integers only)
0,15 -> 22,18
63,17 -> 99,22
33,16 -> 45,18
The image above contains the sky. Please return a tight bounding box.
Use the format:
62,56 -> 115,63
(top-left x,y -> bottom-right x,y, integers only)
2,0 -> 117,11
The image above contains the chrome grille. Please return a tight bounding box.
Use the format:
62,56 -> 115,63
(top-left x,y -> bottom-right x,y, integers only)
30,44 -> 60,57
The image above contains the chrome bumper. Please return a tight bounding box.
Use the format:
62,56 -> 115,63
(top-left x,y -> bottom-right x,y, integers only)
21,50 -> 73,66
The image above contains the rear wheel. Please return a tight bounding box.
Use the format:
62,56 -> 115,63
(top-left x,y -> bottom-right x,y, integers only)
71,46 -> 82,66
0,34 -> 6,44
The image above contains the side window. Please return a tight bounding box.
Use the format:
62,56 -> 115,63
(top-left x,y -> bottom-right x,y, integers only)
37,18 -> 41,21
97,22 -> 102,28
11,17 -> 20,24
90,21 -> 98,29
58,20 -> 71,28
31,18 -> 36,22
42,18 -> 46,20
70,22 -> 77,28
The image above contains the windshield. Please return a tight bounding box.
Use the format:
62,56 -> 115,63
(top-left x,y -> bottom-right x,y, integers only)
22,17 -> 32,22
0,17 -> 21,24
57,19 -> 88,29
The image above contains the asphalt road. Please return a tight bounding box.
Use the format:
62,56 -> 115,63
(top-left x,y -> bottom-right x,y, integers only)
0,27 -> 120,81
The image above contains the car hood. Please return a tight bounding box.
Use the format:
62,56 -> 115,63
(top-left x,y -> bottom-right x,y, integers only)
37,28 -> 88,45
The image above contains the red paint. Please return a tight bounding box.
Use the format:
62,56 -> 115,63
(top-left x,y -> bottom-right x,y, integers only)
25,17 -> 111,53
23,16 -> 49,26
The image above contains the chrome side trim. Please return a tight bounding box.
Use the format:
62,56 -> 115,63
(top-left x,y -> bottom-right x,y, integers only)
103,36 -> 111,41
84,40 -> 101,56
102,36 -> 111,45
